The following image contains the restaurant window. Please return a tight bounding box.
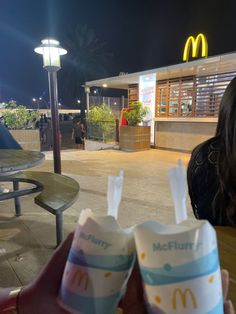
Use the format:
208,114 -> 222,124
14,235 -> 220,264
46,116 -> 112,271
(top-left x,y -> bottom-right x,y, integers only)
195,73 -> 236,116
180,79 -> 194,116
168,80 -> 180,116
156,81 -> 168,116
156,77 -> 194,117
156,72 -> 236,117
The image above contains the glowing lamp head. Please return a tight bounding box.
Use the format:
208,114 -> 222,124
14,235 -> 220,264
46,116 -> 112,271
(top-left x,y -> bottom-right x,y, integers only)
84,86 -> 90,93
34,38 -> 67,71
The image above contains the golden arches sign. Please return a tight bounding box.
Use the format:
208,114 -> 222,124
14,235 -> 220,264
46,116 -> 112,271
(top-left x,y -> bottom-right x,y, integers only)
172,288 -> 198,310
183,33 -> 208,62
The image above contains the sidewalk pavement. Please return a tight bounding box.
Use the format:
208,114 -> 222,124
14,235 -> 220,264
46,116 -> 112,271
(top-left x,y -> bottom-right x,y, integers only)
0,148 -> 191,287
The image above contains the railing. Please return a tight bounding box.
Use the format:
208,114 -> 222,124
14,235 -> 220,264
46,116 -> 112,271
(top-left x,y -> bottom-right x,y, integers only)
89,96 -> 128,111
87,120 -> 117,142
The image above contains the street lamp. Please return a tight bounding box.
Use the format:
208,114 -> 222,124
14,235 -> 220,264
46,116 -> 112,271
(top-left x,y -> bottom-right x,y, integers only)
34,38 -> 67,174
81,85 -> 90,114
32,97 -> 39,110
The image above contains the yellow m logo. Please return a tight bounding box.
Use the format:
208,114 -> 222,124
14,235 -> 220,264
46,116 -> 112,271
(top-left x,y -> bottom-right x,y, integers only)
172,288 -> 198,310
183,33 -> 208,61
69,269 -> 89,291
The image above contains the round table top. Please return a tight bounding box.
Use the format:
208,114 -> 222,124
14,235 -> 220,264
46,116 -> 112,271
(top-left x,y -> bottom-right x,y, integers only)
0,150 -> 45,174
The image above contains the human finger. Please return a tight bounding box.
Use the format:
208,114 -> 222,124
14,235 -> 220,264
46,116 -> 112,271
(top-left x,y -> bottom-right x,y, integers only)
224,300 -> 235,314
35,232 -> 74,289
121,260 -> 146,314
221,269 -> 229,301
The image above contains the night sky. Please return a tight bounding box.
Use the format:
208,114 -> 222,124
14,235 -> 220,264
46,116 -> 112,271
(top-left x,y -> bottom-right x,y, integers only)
0,0 -> 235,106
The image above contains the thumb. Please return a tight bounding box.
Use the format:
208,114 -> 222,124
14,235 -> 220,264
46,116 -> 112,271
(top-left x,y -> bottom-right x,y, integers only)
224,300 -> 235,314
35,233 -> 74,290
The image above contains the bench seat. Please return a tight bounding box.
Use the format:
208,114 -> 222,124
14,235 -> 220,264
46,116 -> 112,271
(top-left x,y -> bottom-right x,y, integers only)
18,171 -> 80,214
5,171 -> 80,245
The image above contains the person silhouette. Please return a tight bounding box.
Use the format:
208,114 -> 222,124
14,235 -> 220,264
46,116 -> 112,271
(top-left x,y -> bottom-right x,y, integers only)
188,77 -> 236,226
0,123 -> 21,149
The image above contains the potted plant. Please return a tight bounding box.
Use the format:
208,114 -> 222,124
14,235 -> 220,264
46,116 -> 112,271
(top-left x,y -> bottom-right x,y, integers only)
86,104 -> 117,150
2,104 -> 40,151
119,101 -> 151,151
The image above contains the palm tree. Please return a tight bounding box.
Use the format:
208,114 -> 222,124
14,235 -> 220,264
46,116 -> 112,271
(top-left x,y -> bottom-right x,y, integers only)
59,24 -> 113,107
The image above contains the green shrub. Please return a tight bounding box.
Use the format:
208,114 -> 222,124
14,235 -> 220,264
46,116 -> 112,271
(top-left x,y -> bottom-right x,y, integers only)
4,100 -> 18,109
123,101 -> 149,126
87,104 -> 115,123
3,106 -> 40,129
87,104 -> 116,141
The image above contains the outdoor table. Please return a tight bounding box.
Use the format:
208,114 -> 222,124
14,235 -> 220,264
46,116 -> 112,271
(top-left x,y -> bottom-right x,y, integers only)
0,149 -> 44,174
0,149 -> 45,201
215,226 -> 236,307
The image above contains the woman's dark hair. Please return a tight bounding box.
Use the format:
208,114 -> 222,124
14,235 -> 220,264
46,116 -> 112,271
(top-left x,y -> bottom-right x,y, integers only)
214,76 -> 236,225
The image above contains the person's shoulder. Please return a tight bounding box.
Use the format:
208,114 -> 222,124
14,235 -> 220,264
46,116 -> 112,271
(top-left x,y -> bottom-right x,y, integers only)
188,137 -> 220,176
191,137 -> 219,158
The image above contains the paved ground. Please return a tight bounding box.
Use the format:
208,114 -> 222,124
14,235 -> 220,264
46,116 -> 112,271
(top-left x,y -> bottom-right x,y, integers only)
0,148 -> 192,287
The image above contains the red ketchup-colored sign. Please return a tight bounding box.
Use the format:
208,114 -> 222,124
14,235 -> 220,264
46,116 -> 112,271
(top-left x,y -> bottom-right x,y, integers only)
119,108 -> 131,126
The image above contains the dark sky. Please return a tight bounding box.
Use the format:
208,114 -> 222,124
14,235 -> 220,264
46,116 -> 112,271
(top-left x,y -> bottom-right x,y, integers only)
0,0 -> 235,106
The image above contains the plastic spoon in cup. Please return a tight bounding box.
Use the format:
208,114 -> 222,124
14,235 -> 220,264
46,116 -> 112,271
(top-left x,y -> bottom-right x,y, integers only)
107,170 -> 124,219
168,159 -> 188,224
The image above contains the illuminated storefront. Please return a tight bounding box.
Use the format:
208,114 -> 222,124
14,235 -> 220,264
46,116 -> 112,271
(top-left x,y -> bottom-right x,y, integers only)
85,38 -> 236,151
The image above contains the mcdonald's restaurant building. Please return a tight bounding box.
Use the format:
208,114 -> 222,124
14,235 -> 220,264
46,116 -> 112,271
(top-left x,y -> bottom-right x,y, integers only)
85,34 -> 236,152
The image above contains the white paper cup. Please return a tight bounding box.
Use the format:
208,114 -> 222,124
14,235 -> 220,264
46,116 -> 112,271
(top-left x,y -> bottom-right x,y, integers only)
134,219 -> 223,314
58,209 -> 135,314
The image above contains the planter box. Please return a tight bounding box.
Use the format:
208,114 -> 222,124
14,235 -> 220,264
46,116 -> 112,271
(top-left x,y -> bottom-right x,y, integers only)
119,125 -> 151,151
10,129 -> 40,151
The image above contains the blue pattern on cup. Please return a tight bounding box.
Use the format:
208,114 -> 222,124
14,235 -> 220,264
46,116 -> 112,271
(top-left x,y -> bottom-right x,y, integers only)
68,248 -> 134,272
140,249 -> 219,285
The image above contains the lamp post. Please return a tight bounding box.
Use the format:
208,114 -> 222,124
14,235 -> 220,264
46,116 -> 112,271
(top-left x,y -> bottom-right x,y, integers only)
34,38 -> 67,174
32,97 -> 39,110
82,85 -> 90,115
